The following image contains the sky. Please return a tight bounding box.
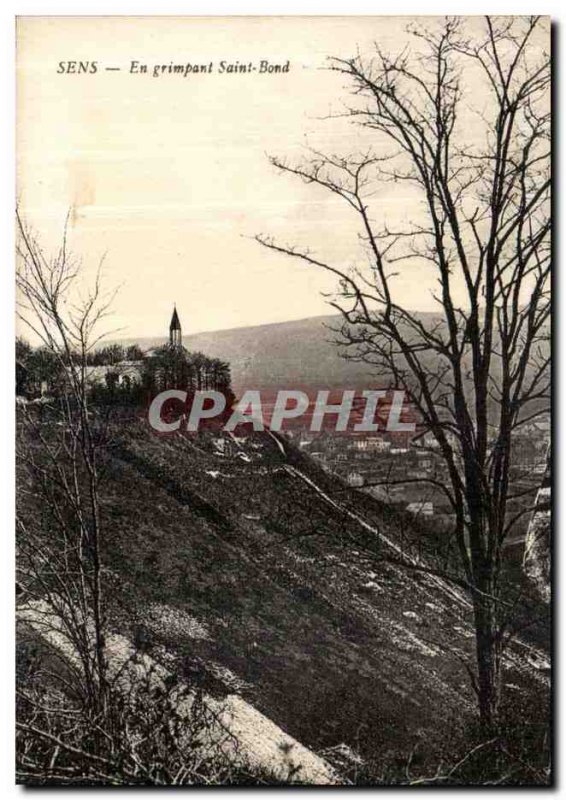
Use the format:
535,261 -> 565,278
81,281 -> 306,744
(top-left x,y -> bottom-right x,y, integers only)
16,15 -> 549,341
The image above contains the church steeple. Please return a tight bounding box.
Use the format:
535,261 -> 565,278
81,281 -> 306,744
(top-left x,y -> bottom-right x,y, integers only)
169,304 -> 182,349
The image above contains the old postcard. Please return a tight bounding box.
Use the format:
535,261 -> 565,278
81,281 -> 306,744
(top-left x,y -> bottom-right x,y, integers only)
15,15 -> 551,786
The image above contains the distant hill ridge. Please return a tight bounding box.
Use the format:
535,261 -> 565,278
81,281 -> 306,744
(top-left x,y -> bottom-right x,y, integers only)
116,312 -> 440,392
116,311 -> 549,396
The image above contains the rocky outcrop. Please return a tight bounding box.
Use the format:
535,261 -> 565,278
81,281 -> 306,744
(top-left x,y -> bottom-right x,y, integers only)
523,449 -> 551,604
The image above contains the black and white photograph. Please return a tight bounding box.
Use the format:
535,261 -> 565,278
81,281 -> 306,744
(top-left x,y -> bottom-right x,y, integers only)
12,10 -> 552,787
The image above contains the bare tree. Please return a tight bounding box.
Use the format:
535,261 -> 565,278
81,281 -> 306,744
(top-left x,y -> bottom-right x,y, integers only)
257,16 -> 550,728
15,215 -> 259,786
16,210 -> 115,717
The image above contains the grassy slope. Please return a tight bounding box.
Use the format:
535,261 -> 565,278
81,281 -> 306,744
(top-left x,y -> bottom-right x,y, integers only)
97,421 -> 549,774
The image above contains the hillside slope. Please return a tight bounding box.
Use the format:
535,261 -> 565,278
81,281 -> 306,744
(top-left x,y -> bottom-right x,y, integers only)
95,421 -> 549,778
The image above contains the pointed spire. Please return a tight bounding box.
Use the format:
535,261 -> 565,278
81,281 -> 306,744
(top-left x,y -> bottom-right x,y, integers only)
170,304 -> 181,331
169,304 -> 183,349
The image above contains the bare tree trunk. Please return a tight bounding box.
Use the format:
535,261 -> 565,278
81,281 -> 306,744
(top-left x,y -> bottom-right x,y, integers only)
473,586 -> 501,728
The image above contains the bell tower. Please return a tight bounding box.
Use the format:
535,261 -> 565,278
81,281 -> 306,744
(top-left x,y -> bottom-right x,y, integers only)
169,304 -> 182,349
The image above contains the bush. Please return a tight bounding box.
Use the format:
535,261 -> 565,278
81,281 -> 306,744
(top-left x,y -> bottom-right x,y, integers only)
16,632 -> 272,786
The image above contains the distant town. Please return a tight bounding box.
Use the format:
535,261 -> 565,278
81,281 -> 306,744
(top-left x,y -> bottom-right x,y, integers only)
293,415 -> 550,543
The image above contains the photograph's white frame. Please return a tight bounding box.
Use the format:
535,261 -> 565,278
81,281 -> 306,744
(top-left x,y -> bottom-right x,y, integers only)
2,2 -> 561,796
